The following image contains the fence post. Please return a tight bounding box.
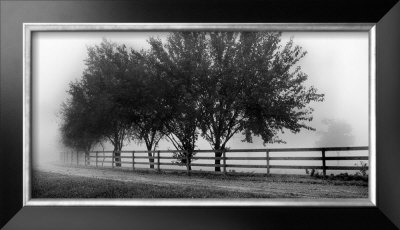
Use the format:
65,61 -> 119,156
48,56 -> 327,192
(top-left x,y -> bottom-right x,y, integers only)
322,148 -> 326,177
76,151 -> 78,165
132,151 -> 135,171
112,151 -> 115,168
157,151 -> 161,172
266,150 -> 270,176
96,151 -> 98,167
222,150 -> 227,175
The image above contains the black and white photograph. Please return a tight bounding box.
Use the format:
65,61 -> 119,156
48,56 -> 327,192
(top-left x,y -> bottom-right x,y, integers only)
3,0 -> 400,228
28,25 -> 371,202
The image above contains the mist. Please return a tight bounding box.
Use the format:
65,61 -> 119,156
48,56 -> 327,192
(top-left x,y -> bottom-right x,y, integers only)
315,119 -> 355,147
31,31 -> 370,173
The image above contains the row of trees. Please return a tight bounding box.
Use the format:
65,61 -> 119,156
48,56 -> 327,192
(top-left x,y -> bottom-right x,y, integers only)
59,31 -> 324,171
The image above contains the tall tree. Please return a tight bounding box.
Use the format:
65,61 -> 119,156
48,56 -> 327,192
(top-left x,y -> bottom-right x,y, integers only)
143,32 -> 210,170
200,32 -> 325,171
59,80 -> 104,162
60,39 -> 169,168
145,32 -> 324,171
79,39 -> 133,167
121,50 -> 171,168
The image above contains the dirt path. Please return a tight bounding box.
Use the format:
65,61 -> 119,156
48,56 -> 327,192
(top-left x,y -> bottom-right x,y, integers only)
35,164 -> 368,198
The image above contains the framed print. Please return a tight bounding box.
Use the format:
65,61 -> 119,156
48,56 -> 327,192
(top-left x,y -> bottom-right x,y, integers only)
1,0 -> 400,229
24,23 -> 375,206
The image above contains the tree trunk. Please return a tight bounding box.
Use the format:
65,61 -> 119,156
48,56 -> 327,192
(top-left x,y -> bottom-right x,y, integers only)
214,141 -> 223,172
214,151 -> 222,172
185,156 -> 192,176
186,155 -> 192,171
84,150 -> 90,166
147,150 -> 155,169
114,147 -> 122,167
186,164 -> 192,171
186,150 -> 193,172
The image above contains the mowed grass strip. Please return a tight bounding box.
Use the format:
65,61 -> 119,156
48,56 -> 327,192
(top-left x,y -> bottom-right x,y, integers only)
56,164 -> 369,187
32,170 -> 278,199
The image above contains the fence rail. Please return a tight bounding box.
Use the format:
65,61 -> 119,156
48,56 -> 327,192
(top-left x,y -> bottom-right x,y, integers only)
61,146 -> 369,176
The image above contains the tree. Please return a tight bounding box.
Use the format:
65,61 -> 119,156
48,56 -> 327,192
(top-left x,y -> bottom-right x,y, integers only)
78,39 -> 133,167
142,32 -> 211,171
201,32 -> 325,171
60,39 -> 170,168
59,80 -> 104,162
121,50 -> 171,168
145,32 -> 324,171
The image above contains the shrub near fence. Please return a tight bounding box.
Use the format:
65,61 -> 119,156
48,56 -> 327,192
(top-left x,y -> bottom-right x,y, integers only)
61,146 -> 369,176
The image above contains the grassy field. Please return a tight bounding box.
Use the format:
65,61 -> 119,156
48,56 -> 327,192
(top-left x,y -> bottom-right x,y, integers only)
32,170 -> 274,198
32,166 -> 368,199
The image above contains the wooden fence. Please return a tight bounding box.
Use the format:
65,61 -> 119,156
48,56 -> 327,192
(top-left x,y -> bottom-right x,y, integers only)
61,146 -> 369,176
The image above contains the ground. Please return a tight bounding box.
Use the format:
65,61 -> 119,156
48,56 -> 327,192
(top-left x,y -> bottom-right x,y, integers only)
32,164 -> 368,199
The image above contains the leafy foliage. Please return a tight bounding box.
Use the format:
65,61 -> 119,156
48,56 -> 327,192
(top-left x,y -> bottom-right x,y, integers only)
60,32 -> 324,171
59,80 -> 104,154
60,39 -> 133,166
141,32 -> 324,170
140,32 -> 212,168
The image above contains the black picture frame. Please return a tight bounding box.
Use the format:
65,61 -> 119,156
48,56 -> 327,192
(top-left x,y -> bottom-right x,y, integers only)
1,0 -> 400,229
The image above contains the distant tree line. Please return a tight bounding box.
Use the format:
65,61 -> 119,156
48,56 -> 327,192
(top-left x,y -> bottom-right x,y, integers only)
59,31 -> 324,171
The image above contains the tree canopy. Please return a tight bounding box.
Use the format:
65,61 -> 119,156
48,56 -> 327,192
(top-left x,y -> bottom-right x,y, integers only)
59,80 -> 104,154
59,32 -> 324,171
139,32 -> 211,168
139,31 -> 324,171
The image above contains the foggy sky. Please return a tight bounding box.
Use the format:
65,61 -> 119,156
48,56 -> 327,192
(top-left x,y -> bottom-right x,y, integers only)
32,31 -> 369,165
